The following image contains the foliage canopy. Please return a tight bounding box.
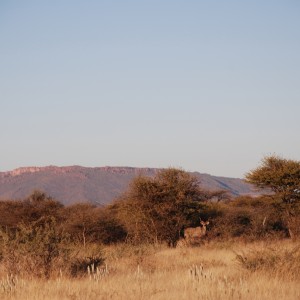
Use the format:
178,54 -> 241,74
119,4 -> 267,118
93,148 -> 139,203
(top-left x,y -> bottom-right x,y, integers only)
114,168 -> 214,245
246,155 -> 300,203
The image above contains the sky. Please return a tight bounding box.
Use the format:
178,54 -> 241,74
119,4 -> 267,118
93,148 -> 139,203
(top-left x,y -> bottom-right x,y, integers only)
0,0 -> 299,178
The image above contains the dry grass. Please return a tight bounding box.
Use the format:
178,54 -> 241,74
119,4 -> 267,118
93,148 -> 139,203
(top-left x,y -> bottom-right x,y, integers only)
0,240 -> 299,300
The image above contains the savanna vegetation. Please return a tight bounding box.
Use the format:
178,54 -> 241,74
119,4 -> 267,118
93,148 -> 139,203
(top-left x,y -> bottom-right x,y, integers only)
0,155 -> 299,299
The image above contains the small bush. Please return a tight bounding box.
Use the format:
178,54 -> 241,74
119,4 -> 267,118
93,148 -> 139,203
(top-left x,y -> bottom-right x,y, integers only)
0,217 -> 70,279
236,244 -> 300,280
69,243 -> 105,277
70,256 -> 105,277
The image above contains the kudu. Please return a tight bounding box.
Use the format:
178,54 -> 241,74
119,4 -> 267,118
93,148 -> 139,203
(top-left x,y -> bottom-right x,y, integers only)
183,220 -> 209,246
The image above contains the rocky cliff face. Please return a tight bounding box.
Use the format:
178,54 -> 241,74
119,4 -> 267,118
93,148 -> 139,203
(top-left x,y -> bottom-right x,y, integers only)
1,166 -> 157,177
0,166 -> 260,205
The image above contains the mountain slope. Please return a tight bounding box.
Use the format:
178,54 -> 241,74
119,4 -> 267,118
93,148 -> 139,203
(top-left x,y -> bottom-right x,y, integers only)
0,166 -> 260,205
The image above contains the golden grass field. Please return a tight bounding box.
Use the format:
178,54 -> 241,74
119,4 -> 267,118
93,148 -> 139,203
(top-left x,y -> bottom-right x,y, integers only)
1,240 -> 299,300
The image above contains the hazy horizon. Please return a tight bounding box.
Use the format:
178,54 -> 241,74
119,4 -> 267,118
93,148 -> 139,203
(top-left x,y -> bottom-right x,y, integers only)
1,1 -> 299,177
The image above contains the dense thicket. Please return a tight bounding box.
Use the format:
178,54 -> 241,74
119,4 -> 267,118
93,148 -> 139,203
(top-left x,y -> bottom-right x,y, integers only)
0,191 -> 126,246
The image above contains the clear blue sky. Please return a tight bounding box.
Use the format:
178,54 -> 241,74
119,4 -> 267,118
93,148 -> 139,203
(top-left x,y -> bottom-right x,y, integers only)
1,1 -> 299,177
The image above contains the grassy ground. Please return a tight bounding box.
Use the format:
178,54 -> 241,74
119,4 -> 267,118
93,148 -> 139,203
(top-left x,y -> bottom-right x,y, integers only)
1,240 -> 299,300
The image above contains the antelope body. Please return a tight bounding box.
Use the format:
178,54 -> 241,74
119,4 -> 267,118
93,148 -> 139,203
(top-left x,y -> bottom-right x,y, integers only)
183,220 -> 209,245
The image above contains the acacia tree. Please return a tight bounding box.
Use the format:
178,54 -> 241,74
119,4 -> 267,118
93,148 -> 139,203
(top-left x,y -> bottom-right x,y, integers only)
114,168 -> 212,246
246,155 -> 300,203
246,155 -> 300,237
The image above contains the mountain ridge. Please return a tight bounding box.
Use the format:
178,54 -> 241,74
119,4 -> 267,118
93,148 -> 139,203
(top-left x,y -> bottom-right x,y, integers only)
0,166 -> 159,177
0,165 -> 261,205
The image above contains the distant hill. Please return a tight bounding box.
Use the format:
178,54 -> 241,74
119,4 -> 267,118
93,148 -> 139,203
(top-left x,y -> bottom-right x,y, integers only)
0,166 -> 262,205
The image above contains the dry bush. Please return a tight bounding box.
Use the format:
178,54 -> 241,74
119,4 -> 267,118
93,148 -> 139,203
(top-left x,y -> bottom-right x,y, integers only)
94,207 -> 127,244
206,196 -> 292,241
0,191 -> 64,229
236,242 -> 300,280
0,218 -> 70,279
61,203 -> 127,246
68,243 -> 105,278
70,256 -> 105,278
61,203 -> 100,247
